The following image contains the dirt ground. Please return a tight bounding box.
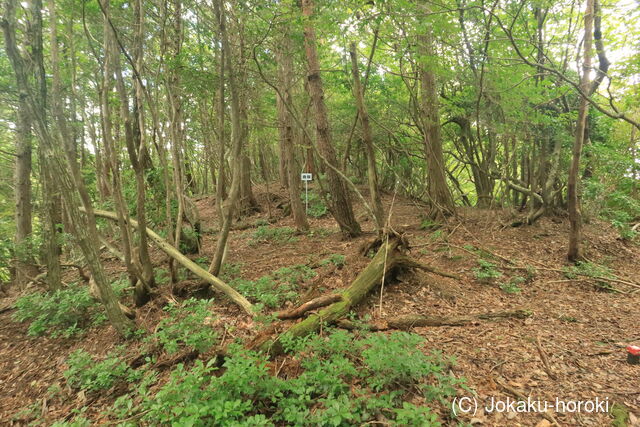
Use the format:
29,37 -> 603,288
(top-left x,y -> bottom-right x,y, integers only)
1,184 -> 639,426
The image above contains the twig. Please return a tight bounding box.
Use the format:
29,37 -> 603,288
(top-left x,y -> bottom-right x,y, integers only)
379,186 -> 398,316
535,336 -> 557,380
496,379 -> 562,426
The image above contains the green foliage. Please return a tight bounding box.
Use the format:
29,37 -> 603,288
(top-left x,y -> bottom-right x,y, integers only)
130,331 -> 459,426
499,276 -> 525,294
563,261 -> 616,291
563,261 -> 613,280
64,348 -> 140,392
50,417 -> 91,427
151,298 -> 218,354
302,191 -> 328,218
584,180 -> 640,241
319,253 -> 346,268
220,261 -> 243,281
13,282 -> 114,337
154,268 -> 170,285
231,264 -> 315,309
472,260 -> 502,284
420,217 -> 439,230
249,226 -> 297,245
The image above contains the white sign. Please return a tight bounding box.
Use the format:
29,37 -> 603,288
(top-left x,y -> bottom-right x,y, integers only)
301,173 -> 313,181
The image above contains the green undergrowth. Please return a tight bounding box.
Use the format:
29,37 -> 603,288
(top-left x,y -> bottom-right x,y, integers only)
146,298 -> 219,354
230,264 -> 316,309
563,261 -> 617,291
302,191 -> 328,218
319,253 -> 346,268
472,259 -> 502,284
64,346 -> 142,392
108,329 -> 464,426
249,226 -> 298,245
13,278 -> 129,338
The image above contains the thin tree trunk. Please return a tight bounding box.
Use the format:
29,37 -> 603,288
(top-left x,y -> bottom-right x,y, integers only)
567,0 -> 594,261
100,0 -> 139,287
166,0 -> 186,283
3,0 -> 133,337
215,34 -> 226,220
209,0 -> 243,276
349,42 -> 384,234
301,0 -> 360,237
27,0 -> 62,291
276,32 -> 309,232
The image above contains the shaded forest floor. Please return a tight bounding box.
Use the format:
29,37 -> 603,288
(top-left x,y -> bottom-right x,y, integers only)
1,184 -> 639,426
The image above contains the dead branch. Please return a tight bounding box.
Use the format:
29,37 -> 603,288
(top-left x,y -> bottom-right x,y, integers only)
85,207 -> 254,316
336,309 -> 532,331
276,294 -> 342,319
397,256 -> 461,280
535,336 -> 557,380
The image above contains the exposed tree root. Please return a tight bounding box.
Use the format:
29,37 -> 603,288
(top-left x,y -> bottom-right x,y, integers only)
253,236 -> 460,357
276,294 -> 342,319
88,275 -> 135,319
86,208 -> 254,316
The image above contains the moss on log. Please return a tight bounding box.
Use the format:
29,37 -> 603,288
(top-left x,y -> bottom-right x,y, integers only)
258,237 -> 406,356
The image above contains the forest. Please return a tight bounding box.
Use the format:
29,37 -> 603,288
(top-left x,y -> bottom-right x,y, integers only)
0,0 -> 639,425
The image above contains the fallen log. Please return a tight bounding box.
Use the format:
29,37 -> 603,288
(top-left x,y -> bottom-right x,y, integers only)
335,309 -> 532,331
256,237 -> 459,356
276,294 -> 342,319
85,208 -> 254,316
386,310 -> 531,330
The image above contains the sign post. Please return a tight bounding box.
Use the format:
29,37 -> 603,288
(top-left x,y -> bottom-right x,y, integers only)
301,173 -> 313,213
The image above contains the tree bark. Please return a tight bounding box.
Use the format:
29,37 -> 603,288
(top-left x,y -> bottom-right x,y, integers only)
13,83 -> 36,288
418,19 -> 455,218
567,0 -> 594,262
349,42 -> 385,234
209,0 -> 244,276
301,0 -> 361,238
3,0 -> 134,337
276,29 -> 309,232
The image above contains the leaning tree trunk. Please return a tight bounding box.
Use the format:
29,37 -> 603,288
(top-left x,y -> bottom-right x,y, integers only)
567,0 -> 594,262
301,0 -> 361,238
257,237 -> 405,356
89,208 -> 254,315
2,0 -> 134,337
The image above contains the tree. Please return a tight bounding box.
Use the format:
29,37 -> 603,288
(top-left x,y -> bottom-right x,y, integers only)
2,0 -> 134,337
276,25 -> 309,232
301,0 -> 361,237
348,41 -> 385,233
418,14 -> 455,218
567,0 -> 594,261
